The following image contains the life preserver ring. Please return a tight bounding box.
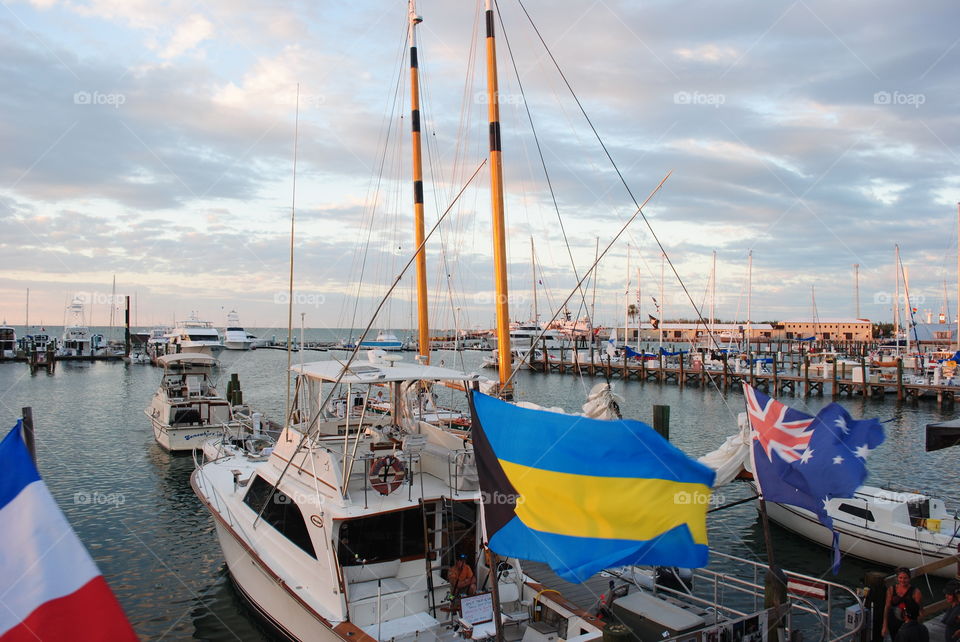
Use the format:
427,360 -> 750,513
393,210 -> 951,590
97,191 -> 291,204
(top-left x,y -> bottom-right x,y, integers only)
369,456 -> 406,495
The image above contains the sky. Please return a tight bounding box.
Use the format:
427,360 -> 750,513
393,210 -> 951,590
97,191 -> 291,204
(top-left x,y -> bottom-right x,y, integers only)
1,0 -> 958,333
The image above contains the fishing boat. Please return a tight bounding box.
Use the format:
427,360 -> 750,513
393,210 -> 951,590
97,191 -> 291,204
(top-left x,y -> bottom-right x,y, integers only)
166,316 -> 224,356
145,353 -> 242,451
58,297 -> 96,356
222,310 -> 254,351
0,323 -> 17,358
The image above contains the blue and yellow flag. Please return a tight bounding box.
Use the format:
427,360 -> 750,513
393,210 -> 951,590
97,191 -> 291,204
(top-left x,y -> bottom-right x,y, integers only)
470,392 -> 716,582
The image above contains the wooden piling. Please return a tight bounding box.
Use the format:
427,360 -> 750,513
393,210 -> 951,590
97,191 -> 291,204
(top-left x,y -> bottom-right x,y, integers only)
653,405 -> 670,441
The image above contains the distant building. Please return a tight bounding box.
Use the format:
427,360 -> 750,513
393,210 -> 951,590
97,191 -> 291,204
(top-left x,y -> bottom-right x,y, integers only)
619,318 -> 873,343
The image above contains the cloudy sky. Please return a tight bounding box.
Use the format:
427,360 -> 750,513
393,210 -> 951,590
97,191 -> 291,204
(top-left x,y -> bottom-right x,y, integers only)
1,0 -> 958,333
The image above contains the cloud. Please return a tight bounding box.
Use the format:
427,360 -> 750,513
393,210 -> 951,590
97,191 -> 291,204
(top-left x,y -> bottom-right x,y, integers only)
159,14 -> 213,59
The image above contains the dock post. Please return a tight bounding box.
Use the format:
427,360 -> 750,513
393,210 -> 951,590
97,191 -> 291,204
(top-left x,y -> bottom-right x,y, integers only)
748,352 -> 755,387
832,357 -> 839,399
772,353 -> 779,393
803,356 -> 810,398
722,354 -> 729,391
124,295 -> 131,358
896,357 -> 904,401
860,357 -> 869,398
652,405 -> 669,441
679,351 -> 685,388
658,353 -> 665,383
864,571 -> 886,642
21,407 -> 36,465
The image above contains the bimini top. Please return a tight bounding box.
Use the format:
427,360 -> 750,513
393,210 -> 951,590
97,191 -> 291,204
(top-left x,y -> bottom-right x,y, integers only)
156,353 -> 219,369
291,358 -> 483,384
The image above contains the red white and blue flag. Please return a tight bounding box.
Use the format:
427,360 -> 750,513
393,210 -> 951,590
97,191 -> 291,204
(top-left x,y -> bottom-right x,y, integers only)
744,385 -> 885,572
0,421 -> 136,641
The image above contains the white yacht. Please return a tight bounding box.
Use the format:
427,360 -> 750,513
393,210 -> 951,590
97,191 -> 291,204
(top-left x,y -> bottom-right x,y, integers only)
167,316 -> 224,356
58,297 -> 95,356
192,356 -> 605,642
358,332 -> 404,351
223,310 -> 254,351
481,347 -> 545,370
0,323 -> 16,358
144,353 -> 241,451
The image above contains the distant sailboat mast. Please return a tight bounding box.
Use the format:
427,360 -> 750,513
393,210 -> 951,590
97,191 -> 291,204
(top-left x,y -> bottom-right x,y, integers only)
409,0 -> 430,364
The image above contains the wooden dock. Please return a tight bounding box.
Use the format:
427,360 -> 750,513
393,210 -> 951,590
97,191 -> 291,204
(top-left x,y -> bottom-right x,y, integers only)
531,351 -> 959,408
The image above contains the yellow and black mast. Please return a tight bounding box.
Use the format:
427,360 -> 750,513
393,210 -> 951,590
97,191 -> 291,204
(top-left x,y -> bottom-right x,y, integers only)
408,0 -> 430,364
484,0 -> 513,395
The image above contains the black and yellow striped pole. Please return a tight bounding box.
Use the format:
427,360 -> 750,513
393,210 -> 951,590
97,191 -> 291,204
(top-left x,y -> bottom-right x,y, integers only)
409,0 -> 430,364
484,0 -> 513,395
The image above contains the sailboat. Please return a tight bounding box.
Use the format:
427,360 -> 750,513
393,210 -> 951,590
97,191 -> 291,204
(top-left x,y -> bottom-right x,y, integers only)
190,5 -> 602,640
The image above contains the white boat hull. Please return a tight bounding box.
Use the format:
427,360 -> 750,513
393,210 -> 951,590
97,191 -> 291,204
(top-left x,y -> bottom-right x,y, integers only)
176,343 -> 224,356
150,418 -> 232,452
213,520 -> 340,641
223,340 -> 253,351
765,501 -> 959,578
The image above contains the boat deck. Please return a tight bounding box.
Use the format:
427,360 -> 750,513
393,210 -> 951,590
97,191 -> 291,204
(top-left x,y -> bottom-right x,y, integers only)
522,561 -> 608,613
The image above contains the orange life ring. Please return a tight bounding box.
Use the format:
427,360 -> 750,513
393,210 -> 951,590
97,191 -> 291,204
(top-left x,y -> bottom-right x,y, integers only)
369,456 -> 406,495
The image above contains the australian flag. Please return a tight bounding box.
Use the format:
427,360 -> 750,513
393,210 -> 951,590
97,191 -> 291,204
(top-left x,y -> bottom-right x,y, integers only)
743,384 -> 885,572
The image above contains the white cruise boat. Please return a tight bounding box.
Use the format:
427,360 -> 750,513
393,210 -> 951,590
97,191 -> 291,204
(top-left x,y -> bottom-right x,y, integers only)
144,353 -> 242,451
763,485 -> 960,577
223,310 -> 253,350
58,297 -> 96,356
192,356 -> 604,642
167,316 -> 224,356
0,323 -> 16,358
481,347 -> 546,370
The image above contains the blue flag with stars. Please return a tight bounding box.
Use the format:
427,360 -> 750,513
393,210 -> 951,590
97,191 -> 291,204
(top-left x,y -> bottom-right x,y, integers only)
744,385 -> 885,572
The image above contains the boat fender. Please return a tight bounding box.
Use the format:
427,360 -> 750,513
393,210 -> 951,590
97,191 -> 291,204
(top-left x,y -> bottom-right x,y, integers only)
369,456 -> 406,495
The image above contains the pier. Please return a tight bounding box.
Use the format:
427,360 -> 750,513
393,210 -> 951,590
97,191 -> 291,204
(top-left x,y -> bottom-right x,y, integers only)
531,348 -> 960,408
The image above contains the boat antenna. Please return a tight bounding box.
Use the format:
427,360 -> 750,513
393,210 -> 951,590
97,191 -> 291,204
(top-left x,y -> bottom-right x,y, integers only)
284,83 -> 300,439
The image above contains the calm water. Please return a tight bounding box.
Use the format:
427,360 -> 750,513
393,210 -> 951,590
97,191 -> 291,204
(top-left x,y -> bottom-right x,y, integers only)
0,340 -> 956,639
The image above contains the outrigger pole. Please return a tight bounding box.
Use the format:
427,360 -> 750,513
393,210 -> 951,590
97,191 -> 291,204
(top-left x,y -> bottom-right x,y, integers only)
408,0 -> 430,364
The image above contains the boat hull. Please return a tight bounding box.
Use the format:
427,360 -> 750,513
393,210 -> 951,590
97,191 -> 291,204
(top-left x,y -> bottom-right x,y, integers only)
765,501 -> 959,578
150,418 -> 232,452
223,340 -> 253,351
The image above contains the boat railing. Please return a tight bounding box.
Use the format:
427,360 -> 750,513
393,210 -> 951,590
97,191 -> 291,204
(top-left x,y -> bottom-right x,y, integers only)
627,551 -> 863,641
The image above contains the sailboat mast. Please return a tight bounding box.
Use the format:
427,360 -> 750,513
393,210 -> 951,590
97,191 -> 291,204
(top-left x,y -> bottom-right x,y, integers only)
408,1 -> 430,364
25,288 -> 29,328
894,245 -> 900,350
746,250 -> 753,353
624,243 -> 630,348
853,263 -> 860,319
956,203 -> 959,351
636,267 -> 641,351
659,253 -> 665,349
484,0 -> 512,390
710,250 -> 716,337
531,236 -> 537,324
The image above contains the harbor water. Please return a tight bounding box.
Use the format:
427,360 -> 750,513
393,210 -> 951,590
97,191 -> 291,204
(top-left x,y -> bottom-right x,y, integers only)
0,332 -> 956,639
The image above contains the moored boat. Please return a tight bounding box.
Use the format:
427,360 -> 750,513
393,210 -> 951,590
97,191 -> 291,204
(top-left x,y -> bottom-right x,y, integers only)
144,353 -> 242,451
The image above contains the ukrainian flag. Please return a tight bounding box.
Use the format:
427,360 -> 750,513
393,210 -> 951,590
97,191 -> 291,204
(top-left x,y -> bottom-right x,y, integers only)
471,392 -> 715,582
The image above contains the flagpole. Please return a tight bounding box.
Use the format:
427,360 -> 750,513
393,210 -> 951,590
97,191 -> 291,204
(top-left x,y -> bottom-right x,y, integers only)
746,387 -> 788,639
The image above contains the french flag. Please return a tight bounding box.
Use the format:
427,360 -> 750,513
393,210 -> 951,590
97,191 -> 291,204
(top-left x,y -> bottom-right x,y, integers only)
0,421 -> 137,641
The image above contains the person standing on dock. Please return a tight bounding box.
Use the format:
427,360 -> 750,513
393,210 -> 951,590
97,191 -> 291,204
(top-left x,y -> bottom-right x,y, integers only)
884,567 -> 924,639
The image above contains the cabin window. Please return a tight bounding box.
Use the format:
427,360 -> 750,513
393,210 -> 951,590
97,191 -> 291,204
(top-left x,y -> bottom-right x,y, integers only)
337,508 -> 424,566
837,503 -> 874,522
243,475 -> 317,559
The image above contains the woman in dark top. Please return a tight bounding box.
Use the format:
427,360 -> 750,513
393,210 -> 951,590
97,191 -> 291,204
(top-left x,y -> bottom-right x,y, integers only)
943,581 -> 960,642
884,567 -> 924,640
